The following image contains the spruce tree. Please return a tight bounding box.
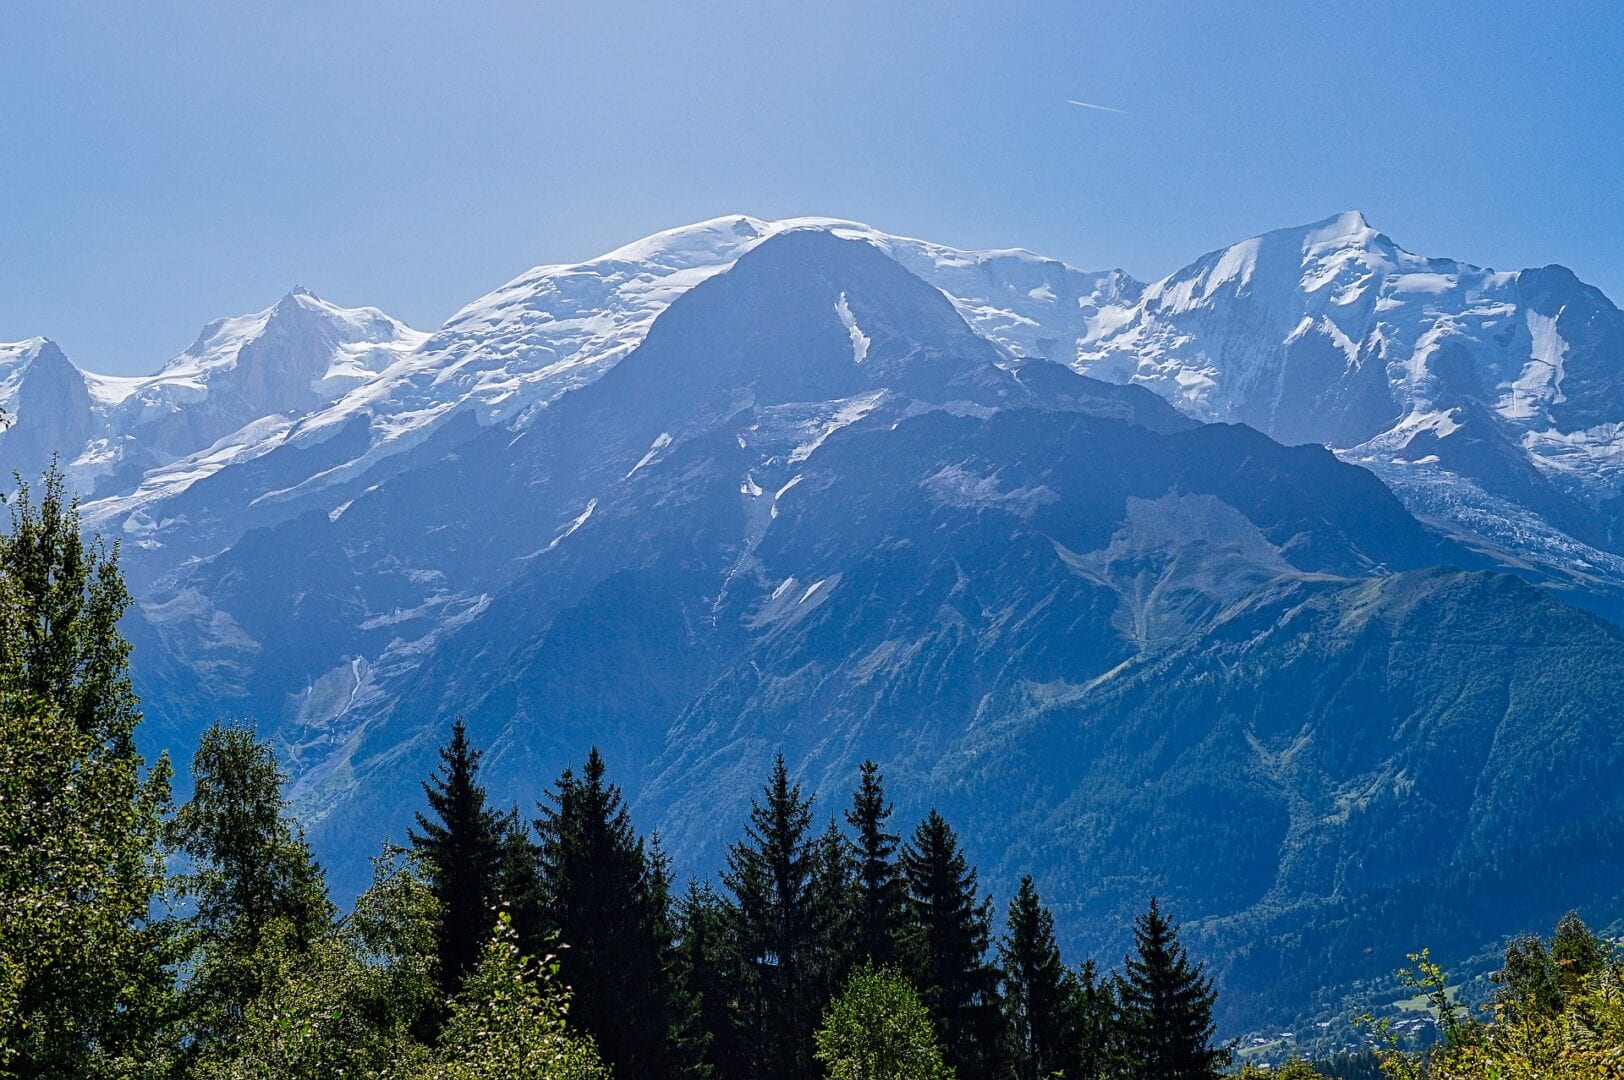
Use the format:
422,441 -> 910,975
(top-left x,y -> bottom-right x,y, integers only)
673,880 -> 750,1079
1116,897 -> 1230,1079
811,815 -> 858,1005
1070,958 -> 1115,1080
409,717 -> 506,999
844,759 -> 905,967
536,747 -> 679,1078
899,809 -> 1005,1078
722,754 -> 822,1080
1000,875 -> 1083,1080
496,805 -> 548,956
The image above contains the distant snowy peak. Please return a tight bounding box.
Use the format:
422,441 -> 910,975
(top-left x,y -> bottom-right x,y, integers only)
0,337 -> 91,419
1044,211 -> 1624,586
0,293 -> 425,504
1070,211 -> 1617,447
153,288 -> 426,405
276,214 -> 1141,474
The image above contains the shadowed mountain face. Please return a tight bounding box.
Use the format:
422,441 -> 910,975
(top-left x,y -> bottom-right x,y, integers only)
9,218 -> 1624,1034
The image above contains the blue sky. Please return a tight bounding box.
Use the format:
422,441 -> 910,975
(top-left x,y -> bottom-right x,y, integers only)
3,1 -> 1620,374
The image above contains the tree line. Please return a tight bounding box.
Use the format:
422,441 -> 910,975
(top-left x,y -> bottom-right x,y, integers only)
394,720 -> 1231,1080
3,469 -> 1621,1079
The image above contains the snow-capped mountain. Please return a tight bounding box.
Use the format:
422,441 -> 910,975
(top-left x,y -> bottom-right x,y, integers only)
10,211 -> 1624,1034
0,289 -> 425,508
1059,212 -> 1624,611
76,217 -> 1139,567
79,225 -> 1622,1041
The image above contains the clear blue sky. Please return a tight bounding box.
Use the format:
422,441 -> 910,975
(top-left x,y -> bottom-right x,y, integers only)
3,1 -> 1620,374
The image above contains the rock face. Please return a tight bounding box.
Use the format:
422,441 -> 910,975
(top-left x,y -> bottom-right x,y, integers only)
1061,212 -> 1624,617
8,214 -> 1624,1034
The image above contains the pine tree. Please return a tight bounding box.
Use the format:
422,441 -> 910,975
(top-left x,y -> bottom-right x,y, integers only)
1115,897 -> 1230,1079
899,810 -> 1005,1079
673,880 -> 750,1079
1070,958 -> 1115,1080
536,747 -> 680,1078
811,815 -> 858,1006
844,759 -> 905,967
171,721 -> 335,1051
723,754 -> 822,1080
409,717 -> 506,999
496,804 -> 548,956
1000,875 -> 1083,1080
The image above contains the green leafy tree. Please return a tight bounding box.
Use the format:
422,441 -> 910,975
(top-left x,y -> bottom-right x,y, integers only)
536,747 -> 681,1078
1497,931 -> 1565,1023
899,810 -> 1005,1079
170,721 -> 334,1055
409,718 -> 507,1000
845,760 -> 905,968
1367,917 -> 1624,1080
0,467 -> 175,1076
1115,897 -> 1230,1079
1549,911 -> 1606,1000
190,846 -> 439,1079
815,964 -> 955,1080
723,754 -> 822,1079
0,468 -> 141,746
429,911 -> 611,1080
999,875 -> 1083,1080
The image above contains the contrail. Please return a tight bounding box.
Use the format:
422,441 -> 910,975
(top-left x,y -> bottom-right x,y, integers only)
1067,99 -> 1131,116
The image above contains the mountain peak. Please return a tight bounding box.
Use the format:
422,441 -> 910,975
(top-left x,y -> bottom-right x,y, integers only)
271,286 -> 324,320
1298,209 -> 1383,253
0,337 -> 54,366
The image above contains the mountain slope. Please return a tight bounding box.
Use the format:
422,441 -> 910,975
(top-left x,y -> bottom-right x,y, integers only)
79,217 -> 1141,574
1052,212 -> 1624,617
97,226 -> 1624,1038
0,291 -> 425,510
9,212 -> 1624,1037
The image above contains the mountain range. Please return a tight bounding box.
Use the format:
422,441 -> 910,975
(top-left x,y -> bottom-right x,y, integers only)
7,211 -> 1624,1035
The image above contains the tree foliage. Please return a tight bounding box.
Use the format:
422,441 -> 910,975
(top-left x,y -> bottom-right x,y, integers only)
1367,914 -> 1624,1080
0,468 -> 174,1076
722,754 -> 823,1079
409,717 -> 507,1000
429,912 -> 611,1080
170,721 -> 334,1055
536,746 -> 680,1077
845,759 -> 904,968
1000,874 -> 1085,1080
815,964 -> 955,1080
899,809 -> 1004,1079
1115,896 -> 1230,1079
